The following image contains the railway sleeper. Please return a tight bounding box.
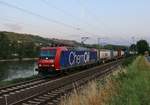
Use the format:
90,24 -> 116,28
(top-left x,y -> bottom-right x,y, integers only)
38,96 -> 50,99
28,100 -> 41,104
47,102 -> 56,105
33,98 -> 45,102
22,103 -> 30,105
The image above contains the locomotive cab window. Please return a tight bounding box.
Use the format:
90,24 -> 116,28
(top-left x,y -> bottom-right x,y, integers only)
40,49 -> 56,59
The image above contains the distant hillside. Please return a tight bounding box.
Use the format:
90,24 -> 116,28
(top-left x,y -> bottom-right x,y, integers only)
0,31 -> 128,59
104,44 -> 128,50
1,31 -> 81,46
90,44 -> 128,50
0,31 -> 83,59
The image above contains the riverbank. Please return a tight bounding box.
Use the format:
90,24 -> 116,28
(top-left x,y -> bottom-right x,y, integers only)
0,75 -> 38,87
0,59 -> 37,82
60,56 -> 150,105
0,58 -> 38,62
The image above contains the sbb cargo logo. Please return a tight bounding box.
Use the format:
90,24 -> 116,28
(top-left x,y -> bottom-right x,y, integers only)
69,51 -> 90,65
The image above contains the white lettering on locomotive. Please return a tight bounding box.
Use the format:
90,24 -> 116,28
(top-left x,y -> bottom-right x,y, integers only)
84,52 -> 90,63
69,51 -> 90,65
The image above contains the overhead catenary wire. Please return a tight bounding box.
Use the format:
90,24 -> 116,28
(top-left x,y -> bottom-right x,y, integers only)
0,16 -> 36,27
40,0 -> 99,31
78,0 -> 110,29
0,1 -> 79,30
40,0 -> 102,36
78,0 -> 131,45
0,16 -> 85,41
77,0 -> 116,37
0,0 -> 98,36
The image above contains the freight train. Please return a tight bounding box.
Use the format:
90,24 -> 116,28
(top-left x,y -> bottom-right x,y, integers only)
35,46 -> 124,74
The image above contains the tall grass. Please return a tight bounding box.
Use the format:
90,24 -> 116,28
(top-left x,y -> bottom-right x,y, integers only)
60,69 -> 121,105
110,56 -> 150,105
60,56 -> 150,105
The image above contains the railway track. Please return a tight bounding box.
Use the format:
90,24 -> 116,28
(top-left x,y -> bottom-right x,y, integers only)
0,74 -> 64,105
16,65 -> 118,105
0,77 -> 50,104
0,60 -> 122,105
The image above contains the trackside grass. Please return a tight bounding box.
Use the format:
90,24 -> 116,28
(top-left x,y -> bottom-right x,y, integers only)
60,56 -> 150,105
110,56 -> 150,105
60,67 -> 122,105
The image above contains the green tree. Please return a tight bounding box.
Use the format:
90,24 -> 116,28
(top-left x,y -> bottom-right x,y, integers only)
129,44 -> 136,51
11,41 -> 18,54
23,41 -> 36,57
136,40 -> 149,54
0,33 -> 11,59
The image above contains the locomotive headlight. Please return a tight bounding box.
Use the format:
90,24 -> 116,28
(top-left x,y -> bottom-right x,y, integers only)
51,64 -> 54,67
38,64 -> 42,67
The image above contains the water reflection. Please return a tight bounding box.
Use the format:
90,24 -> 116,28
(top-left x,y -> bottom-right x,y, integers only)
147,56 -> 150,62
0,60 -> 38,81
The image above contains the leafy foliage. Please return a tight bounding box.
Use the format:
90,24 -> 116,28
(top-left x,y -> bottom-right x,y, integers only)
136,40 -> 149,54
0,31 -> 82,59
0,31 -> 52,59
0,33 -> 11,58
122,56 -> 136,67
129,44 -> 136,51
90,44 -> 128,50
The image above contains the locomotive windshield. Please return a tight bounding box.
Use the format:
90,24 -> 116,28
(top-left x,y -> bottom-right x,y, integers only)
40,49 -> 56,59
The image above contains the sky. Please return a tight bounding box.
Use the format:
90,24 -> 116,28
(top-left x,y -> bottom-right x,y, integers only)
0,0 -> 150,45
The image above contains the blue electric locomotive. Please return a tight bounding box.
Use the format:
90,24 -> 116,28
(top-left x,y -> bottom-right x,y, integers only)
36,47 -> 97,73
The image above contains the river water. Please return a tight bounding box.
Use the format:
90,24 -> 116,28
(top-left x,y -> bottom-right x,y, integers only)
0,60 -> 38,81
